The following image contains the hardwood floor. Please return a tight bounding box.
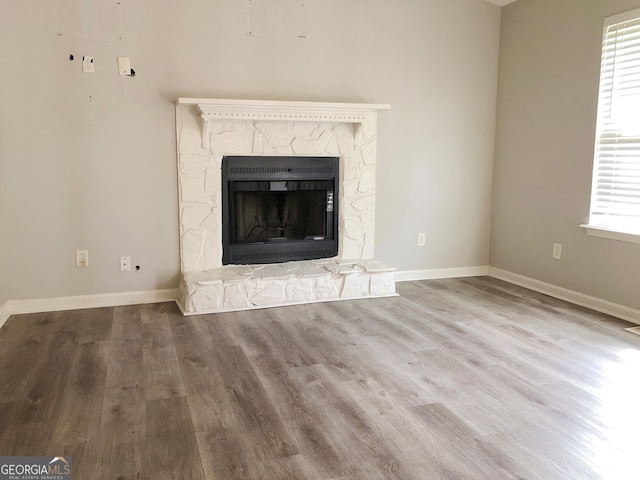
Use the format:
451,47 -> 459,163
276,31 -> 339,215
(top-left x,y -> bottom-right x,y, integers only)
1,277 -> 639,479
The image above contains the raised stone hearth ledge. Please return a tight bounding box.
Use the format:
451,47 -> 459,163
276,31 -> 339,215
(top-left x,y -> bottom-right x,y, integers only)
178,259 -> 397,315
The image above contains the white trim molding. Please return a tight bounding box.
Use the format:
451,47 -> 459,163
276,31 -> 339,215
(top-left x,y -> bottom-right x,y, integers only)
489,267 -> 640,325
395,266 -> 490,283
177,98 -> 391,150
0,302 -> 9,331
485,0 -> 518,6
0,289 -> 179,330
580,224 -> 640,244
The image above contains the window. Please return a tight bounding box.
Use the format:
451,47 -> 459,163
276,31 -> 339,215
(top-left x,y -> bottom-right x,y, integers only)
583,9 -> 640,243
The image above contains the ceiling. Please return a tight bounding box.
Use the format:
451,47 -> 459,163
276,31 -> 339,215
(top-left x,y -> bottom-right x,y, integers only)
486,0 -> 518,6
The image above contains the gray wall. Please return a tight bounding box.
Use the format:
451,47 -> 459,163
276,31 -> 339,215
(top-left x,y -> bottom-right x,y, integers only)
0,0 -> 501,304
491,0 -> 640,309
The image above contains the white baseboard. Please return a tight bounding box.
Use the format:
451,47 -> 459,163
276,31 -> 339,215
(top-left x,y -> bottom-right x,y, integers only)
395,266 -> 489,283
4,267 -> 636,329
0,289 -> 179,330
489,267 -> 640,326
0,302 -> 9,331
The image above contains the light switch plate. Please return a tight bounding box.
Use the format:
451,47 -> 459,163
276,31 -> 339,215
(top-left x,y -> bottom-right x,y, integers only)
117,56 -> 130,75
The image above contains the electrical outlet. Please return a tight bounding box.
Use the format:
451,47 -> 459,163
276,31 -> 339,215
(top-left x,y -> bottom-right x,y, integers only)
120,256 -> 131,272
553,243 -> 562,260
76,250 -> 89,267
417,232 -> 426,247
82,56 -> 94,73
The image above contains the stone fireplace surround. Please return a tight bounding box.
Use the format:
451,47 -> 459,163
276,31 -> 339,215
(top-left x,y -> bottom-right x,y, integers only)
175,98 -> 396,314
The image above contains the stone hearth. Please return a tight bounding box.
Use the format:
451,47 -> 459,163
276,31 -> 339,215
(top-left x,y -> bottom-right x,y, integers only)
180,259 -> 396,313
175,98 -> 396,315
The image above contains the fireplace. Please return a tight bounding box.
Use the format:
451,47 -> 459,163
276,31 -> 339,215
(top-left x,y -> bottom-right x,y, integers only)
222,156 -> 339,265
175,98 -> 396,315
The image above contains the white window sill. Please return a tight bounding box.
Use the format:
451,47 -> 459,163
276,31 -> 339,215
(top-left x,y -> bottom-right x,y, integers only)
580,224 -> 640,244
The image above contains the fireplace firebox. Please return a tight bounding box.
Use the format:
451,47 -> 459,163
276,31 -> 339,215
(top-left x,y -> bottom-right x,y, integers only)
222,156 -> 339,265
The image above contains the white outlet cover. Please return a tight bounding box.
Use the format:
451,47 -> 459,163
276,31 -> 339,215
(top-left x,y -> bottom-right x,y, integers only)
82,56 -> 94,73
76,249 -> 89,267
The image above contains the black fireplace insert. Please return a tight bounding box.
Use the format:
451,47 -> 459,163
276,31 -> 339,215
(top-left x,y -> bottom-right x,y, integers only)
222,156 -> 339,265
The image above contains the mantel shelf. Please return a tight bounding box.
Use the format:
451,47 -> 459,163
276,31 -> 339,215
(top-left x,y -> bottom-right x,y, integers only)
177,98 -> 390,149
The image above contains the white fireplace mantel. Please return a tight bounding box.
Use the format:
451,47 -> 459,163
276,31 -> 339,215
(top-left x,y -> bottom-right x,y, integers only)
177,98 -> 390,149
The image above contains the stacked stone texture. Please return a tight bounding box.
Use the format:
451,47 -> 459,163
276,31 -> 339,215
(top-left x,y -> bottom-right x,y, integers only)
175,103 -> 395,314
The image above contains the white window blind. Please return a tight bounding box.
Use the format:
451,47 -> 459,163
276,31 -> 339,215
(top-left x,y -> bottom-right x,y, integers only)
589,9 -> 640,235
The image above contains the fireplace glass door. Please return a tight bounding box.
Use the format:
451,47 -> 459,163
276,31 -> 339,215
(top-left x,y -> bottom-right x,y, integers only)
232,182 -> 330,243
222,156 -> 339,265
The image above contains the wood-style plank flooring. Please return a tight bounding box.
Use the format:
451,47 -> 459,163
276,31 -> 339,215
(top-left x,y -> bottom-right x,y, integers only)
1,277 -> 640,479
